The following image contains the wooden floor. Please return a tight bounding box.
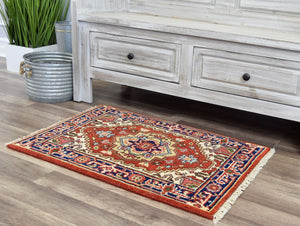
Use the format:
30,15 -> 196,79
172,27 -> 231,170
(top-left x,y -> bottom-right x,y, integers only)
0,57 -> 299,226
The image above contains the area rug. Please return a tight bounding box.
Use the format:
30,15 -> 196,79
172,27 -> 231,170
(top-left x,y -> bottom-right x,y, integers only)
7,105 -> 274,222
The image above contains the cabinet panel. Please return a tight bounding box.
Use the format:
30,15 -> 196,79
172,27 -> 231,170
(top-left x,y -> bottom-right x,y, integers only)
131,0 -> 215,7
90,32 -> 181,83
239,0 -> 300,14
192,47 -> 300,106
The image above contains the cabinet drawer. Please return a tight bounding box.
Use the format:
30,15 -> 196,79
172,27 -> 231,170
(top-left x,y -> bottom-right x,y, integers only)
90,32 -> 181,83
192,47 -> 300,106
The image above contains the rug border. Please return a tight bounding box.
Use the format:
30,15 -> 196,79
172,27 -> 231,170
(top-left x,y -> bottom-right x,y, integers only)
213,147 -> 275,223
6,104 -> 275,221
6,142 -> 215,219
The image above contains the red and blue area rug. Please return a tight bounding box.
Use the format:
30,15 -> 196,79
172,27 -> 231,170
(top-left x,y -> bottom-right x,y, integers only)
7,105 -> 274,222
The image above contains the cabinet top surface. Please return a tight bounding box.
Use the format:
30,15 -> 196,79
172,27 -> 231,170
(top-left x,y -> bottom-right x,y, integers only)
77,12 -> 300,50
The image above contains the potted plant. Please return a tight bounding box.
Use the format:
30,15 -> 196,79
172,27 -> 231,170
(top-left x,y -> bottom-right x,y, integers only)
0,0 -> 70,73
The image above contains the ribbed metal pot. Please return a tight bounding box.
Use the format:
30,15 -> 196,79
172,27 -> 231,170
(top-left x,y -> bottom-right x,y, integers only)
21,52 -> 73,103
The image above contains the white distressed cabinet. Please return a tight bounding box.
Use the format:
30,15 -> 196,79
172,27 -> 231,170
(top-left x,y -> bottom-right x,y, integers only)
72,0 -> 300,122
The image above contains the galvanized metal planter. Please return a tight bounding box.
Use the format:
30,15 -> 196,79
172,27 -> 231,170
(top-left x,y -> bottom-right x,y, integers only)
55,21 -> 72,53
20,52 -> 73,103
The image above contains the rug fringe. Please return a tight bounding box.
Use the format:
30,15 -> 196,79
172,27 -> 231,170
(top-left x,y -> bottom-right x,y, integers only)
213,148 -> 275,223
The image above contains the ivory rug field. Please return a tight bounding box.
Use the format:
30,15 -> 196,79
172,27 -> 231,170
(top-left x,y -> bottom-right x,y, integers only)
7,105 -> 274,222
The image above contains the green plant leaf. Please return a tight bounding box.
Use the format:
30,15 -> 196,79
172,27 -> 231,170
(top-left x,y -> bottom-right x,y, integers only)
0,0 -> 70,48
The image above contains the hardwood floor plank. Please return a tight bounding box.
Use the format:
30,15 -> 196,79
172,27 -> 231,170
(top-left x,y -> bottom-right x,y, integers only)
262,153 -> 300,183
177,119 -> 283,149
0,123 -> 28,144
34,171 -> 208,226
0,195 -> 77,226
222,198 -> 300,226
0,151 -> 52,181
242,175 -> 300,217
0,172 -> 139,226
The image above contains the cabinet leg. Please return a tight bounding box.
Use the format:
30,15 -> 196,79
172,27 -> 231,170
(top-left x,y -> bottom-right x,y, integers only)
73,77 -> 93,103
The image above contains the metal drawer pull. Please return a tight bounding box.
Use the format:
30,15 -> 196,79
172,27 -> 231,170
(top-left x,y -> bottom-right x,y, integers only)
127,53 -> 134,60
242,73 -> 251,81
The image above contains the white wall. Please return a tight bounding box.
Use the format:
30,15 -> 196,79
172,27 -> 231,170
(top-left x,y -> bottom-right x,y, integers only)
0,0 -> 9,57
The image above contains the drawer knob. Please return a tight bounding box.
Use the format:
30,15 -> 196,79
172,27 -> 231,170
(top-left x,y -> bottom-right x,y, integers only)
127,53 -> 134,60
242,73 -> 251,81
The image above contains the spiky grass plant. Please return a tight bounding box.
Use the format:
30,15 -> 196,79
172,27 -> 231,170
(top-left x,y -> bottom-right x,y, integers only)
0,0 -> 70,48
